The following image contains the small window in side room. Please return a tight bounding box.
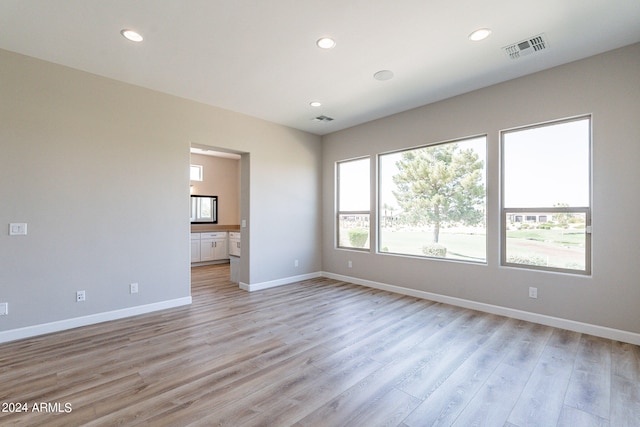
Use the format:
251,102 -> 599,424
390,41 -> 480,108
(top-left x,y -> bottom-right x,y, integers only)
501,116 -> 591,274
378,135 -> 487,262
336,157 -> 370,250
190,164 -> 203,181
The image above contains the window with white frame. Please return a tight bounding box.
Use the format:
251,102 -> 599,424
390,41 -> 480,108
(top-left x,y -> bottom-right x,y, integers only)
501,116 -> 591,274
378,136 -> 487,262
337,157 -> 370,250
190,164 -> 203,181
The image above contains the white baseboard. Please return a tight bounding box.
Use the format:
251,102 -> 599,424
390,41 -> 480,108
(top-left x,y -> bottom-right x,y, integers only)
239,272 -> 323,292
0,297 -> 192,344
322,271 -> 640,346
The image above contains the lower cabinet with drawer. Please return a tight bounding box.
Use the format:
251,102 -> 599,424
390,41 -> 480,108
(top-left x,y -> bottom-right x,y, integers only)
200,232 -> 229,262
191,232 -> 229,263
228,232 -> 241,257
191,233 -> 201,263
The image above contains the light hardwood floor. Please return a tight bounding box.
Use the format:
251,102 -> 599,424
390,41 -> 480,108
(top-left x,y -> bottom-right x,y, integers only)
1,264 -> 639,426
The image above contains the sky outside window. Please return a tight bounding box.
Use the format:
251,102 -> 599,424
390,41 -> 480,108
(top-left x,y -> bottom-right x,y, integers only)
339,158 -> 370,211
503,119 -> 590,208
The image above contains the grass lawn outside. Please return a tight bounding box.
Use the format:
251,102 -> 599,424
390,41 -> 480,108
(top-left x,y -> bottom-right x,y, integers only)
378,226 -> 586,270
379,228 -> 486,262
505,227 -> 586,270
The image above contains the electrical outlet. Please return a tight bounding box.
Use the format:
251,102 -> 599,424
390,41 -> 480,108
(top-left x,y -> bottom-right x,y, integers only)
130,283 -> 139,294
529,287 -> 538,299
294,259 -> 299,267
76,290 -> 86,302
348,260 -> 353,268
0,302 -> 8,315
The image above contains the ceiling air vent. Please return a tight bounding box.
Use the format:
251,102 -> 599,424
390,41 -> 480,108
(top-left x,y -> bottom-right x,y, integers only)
312,115 -> 334,123
503,33 -> 549,60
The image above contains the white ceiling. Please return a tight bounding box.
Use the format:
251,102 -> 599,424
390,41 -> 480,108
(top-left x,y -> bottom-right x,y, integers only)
1,0 -> 639,136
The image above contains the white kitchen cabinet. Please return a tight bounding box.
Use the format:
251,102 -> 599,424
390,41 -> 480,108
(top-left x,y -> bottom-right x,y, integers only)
190,233 -> 201,263
228,231 -> 241,257
200,232 -> 228,261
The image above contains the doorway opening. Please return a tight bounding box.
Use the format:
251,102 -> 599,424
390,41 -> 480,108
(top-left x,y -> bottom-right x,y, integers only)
189,143 -> 249,289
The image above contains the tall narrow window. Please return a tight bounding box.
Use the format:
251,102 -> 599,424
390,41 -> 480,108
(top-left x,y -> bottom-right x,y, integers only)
379,136 -> 487,262
501,116 -> 591,274
337,157 -> 370,250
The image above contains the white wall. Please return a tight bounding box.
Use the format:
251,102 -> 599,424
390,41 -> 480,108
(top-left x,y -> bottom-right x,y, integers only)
0,49 -> 322,340
322,43 -> 640,338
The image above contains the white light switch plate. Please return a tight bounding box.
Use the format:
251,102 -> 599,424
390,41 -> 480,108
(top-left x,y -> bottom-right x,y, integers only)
0,303 -> 8,316
9,223 -> 27,235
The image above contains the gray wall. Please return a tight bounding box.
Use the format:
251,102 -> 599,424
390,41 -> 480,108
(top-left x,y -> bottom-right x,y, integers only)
0,49 -> 322,334
322,43 -> 640,335
2,42 -> 638,341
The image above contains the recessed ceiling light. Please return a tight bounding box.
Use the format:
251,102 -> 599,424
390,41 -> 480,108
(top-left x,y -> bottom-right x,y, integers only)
316,37 -> 336,49
310,101 -> 322,107
121,29 -> 144,42
373,70 -> 394,81
469,28 -> 492,42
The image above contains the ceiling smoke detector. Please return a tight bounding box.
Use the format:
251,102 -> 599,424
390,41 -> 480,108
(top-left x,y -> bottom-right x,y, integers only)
312,115 -> 334,123
373,70 -> 394,81
503,34 -> 549,59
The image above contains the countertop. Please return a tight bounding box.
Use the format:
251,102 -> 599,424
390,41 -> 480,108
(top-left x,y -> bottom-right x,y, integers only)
191,224 -> 241,233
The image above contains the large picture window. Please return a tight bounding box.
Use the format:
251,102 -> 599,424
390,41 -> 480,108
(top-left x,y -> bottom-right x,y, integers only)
379,136 -> 487,262
337,157 -> 370,250
501,116 -> 591,274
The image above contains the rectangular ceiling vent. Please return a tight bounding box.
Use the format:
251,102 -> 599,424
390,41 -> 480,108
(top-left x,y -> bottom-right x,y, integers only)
312,115 -> 334,122
503,33 -> 549,60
